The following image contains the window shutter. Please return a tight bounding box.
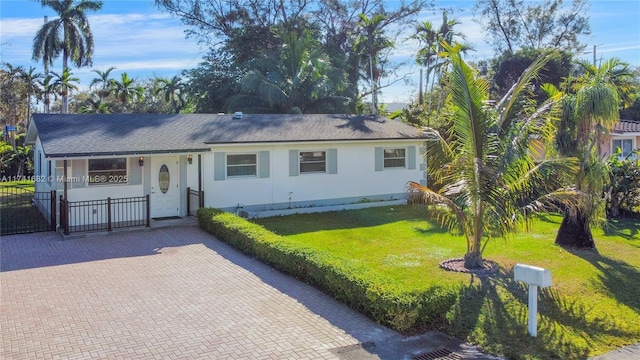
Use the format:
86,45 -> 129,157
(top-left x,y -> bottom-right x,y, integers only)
72,159 -> 86,188
408,146 -> 416,170
327,148 -> 337,174
258,151 -> 270,178
289,150 -> 299,176
128,157 -> 143,185
214,152 -> 226,181
374,147 -> 383,171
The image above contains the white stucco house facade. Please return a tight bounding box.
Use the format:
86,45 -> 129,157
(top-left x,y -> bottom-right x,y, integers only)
26,113 -> 427,231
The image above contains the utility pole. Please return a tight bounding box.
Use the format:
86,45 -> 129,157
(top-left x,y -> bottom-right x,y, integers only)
593,44 -> 596,67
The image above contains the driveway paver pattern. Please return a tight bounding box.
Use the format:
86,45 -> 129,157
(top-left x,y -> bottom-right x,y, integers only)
1,227 -> 399,359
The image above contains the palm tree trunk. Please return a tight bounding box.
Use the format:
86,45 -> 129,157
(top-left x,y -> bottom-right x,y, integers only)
62,46 -> 69,114
555,211 -> 596,248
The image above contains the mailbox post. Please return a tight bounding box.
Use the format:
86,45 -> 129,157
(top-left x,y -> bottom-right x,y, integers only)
514,264 -> 552,337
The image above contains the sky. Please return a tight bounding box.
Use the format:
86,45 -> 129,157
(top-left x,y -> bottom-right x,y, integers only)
1,0 -> 639,105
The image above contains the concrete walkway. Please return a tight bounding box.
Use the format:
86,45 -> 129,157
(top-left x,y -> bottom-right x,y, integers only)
1,226 -> 495,359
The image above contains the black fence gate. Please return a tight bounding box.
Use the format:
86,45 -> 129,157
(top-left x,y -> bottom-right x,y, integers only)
0,186 -> 56,235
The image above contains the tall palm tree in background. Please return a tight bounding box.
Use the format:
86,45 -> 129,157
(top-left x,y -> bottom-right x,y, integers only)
90,66 -> 116,99
32,0 -> 103,113
50,68 -> 79,113
554,58 -> 634,248
228,30 -> 349,114
408,43 -> 578,269
413,11 -> 470,114
154,75 -> 187,114
39,74 -> 54,114
353,14 -> 394,114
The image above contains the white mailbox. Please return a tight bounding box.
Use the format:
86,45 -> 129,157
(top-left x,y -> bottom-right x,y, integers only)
514,263 -> 552,337
514,264 -> 552,287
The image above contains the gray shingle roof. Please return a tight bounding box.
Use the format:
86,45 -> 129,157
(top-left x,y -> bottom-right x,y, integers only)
31,113 -> 426,158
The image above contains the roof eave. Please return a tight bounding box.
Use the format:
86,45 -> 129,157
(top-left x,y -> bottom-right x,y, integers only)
44,148 -> 211,159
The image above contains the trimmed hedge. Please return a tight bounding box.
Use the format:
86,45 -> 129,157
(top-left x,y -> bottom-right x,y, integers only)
197,207 -> 458,332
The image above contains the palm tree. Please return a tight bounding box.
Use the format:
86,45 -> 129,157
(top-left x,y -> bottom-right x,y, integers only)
78,94 -> 111,113
19,67 -> 43,127
412,20 -> 437,105
353,14 -> 394,113
32,0 -> 102,114
154,75 -> 187,114
228,29 -> 349,114
89,66 -> 116,99
113,72 -> 143,108
413,12 -> 471,115
40,74 -> 55,113
32,0 -> 103,69
554,58 -> 634,248
50,67 -> 79,113
408,43 -> 578,269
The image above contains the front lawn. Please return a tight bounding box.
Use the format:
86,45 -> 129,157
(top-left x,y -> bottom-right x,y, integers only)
253,206 -> 640,360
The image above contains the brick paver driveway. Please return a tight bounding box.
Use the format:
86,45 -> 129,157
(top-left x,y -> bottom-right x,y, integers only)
1,226 -> 399,359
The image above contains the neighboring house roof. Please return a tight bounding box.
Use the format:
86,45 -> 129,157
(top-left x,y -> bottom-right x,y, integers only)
612,119 -> 640,135
28,113 -> 426,158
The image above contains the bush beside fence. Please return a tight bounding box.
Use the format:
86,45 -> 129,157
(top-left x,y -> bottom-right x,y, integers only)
197,207 -> 458,332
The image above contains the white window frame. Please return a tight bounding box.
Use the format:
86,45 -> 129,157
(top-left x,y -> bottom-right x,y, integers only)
383,148 -> 406,169
226,153 -> 258,178
612,137 -> 635,158
299,150 -> 327,174
88,158 -> 128,186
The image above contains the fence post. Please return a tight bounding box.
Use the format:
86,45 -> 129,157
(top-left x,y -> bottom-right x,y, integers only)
107,197 -> 112,231
51,190 -> 57,231
186,187 -> 191,216
60,195 -> 69,235
146,194 -> 150,227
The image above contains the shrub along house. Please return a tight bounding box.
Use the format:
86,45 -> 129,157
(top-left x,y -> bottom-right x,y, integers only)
26,113 -> 427,233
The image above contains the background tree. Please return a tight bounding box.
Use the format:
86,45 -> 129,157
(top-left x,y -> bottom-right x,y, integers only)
49,67 -> 79,113
20,67 -> 43,128
112,72 -> 143,109
32,0 -> 103,113
408,44 -> 577,269
0,64 -> 28,135
154,75 -> 188,114
89,66 -> 116,99
488,47 -> 574,101
473,0 -> 590,54
553,58 -> 634,248
227,29 -> 349,114
157,0 -> 426,113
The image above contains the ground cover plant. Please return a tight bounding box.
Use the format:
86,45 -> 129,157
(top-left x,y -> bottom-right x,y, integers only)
246,205 -> 640,359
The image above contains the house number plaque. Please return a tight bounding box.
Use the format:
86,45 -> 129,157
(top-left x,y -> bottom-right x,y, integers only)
159,165 -> 170,193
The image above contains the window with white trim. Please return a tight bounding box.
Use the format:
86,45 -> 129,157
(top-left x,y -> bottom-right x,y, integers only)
612,138 -> 634,158
88,158 -> 128,185
299,151 -> 326,173
384,148 -> 406,168
227,154 -> 257,177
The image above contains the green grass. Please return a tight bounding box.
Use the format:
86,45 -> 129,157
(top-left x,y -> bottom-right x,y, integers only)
1,180 -> 50,235
254,206 -> 640,360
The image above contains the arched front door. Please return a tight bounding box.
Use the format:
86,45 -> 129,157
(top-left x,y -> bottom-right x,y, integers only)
150,156 -> 179,218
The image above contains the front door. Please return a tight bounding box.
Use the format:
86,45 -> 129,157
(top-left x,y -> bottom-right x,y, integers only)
151,156 -> 180,218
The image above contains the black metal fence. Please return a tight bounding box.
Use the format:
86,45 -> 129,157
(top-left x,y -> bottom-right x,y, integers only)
60,195 -> 150,234
0,186 -> 56,235
186,187 -> 204,216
